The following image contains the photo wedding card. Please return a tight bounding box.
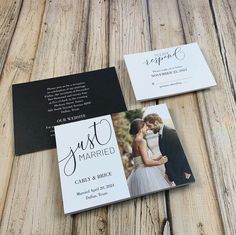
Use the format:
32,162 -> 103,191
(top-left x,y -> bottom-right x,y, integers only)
55,104 -> 195,214
124,43 -> 216,101
12,67 -> 126,155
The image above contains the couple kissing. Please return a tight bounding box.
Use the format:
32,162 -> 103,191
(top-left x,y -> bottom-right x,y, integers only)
127,113 -> 194,197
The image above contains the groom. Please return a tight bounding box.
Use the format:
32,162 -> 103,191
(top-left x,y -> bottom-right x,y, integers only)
144,113 -> 194,185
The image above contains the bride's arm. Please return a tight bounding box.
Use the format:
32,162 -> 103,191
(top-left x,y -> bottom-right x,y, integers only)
138,140 -> 168,166
152,155 -> 164,161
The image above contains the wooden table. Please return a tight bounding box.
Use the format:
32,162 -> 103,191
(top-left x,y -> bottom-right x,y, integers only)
0,0 -> 235,234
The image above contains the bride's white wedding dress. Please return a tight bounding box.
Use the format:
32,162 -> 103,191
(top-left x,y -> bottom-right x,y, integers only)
146,132 -> 166,174
127,146 -> 170,197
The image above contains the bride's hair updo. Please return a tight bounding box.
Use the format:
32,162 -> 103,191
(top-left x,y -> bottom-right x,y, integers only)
129,119 -> 145,135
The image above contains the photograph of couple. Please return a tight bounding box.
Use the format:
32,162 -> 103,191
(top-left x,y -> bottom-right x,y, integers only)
112,104 -> 195,197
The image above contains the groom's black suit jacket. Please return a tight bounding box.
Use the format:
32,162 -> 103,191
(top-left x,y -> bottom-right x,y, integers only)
158,125 -> 194,185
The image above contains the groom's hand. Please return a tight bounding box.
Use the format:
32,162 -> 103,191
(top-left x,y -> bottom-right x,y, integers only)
160,156 -> 168,164
156,155 -> 164,160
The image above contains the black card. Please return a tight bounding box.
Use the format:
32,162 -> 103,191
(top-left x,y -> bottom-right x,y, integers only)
12,67 -> 127,155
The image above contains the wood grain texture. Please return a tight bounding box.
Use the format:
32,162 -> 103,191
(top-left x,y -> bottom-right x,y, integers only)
148,0 -> 224,234
227,0 -> 236,21
0,0 -> 45,224
0,0 -> 89,234
0,0 -> 23,75
73,1 -> 109,234
0,0 -> 235,234
108,1 -> 169,234
178,0 -> 236,234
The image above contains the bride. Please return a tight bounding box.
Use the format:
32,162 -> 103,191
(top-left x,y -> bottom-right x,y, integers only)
127,119 -> 170,197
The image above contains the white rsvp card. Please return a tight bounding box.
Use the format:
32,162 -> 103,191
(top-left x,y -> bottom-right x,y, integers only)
124,43 -> 216,101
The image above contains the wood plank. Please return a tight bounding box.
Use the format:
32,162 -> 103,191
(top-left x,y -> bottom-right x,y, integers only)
0,0 -> 23,75
0,0 -> 90,234
211,0 -> 236,98
0,0 -> 45,223
225,0 -> 236,22
72,1 -> 109,234
108,1 -> 168,234
178,0 -> 236,234
0,1 -> 233,234
148,0 -> 224,234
